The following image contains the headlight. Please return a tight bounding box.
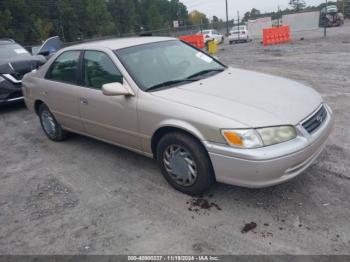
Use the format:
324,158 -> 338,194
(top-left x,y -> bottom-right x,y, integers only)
0,76 -> 5,83
222,126 -> 297,149
257,126 -> 297,146
221,129 -> 263,149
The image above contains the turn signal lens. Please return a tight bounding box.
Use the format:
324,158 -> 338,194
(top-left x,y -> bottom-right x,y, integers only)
222,131 -> 243,146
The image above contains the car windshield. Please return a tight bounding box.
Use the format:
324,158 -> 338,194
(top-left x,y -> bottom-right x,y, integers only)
115,40 -> 226,91
0,43 -> 31,60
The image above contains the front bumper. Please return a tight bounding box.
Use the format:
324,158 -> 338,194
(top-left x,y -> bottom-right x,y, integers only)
205,104 -> 334,188
0,75 -> 23,105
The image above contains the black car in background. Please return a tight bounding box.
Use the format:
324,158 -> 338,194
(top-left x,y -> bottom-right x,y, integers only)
0,39 -> 46,105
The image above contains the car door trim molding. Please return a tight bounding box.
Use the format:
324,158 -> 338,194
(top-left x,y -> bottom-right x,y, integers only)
79,116 -> 147,139
62,125 -> 153,158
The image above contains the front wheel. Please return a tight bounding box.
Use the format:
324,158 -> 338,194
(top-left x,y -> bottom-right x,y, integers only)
38,103 -> 67,142
156,132 -> 214,196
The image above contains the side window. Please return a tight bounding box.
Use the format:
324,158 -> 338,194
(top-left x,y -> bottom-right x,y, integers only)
46,51 -> 80,85
83,51 -> 123,90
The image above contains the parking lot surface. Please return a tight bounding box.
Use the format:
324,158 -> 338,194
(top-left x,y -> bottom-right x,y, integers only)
1,23 -> 350,255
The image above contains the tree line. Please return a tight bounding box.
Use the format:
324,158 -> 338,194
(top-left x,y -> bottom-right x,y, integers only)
0,0 -> 190,45
0,0 -> 347,46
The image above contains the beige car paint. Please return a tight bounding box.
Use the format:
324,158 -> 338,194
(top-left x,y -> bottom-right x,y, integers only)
22,37 -> 333,188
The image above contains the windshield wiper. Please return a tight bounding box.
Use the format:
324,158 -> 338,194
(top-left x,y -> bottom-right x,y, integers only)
186,68 -> 225,80
146,79 -> 198,92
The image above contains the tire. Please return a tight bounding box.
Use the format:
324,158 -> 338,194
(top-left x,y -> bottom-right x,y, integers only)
156,132 -> 214,196
229,41 -> 234,45
38,103 -> 67,142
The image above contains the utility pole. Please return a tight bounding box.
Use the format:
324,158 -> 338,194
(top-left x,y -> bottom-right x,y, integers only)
278,5 -> 281,27
226,0 -> 229,35
200,18 -> 203,34
324,0 -> 328,37
237,11 -> 240,41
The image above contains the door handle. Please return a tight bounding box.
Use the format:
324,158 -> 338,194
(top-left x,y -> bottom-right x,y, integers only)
80,98 -> 88,105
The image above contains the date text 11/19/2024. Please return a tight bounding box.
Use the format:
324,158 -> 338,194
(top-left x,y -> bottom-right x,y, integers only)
127,256 -> 220,261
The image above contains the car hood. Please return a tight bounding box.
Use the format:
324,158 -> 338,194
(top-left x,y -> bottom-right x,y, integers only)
0,55 -> 46,79
151,67 -> 323,127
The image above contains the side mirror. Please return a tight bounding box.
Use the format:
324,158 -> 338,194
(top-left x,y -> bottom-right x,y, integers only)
102,82 -> 133,96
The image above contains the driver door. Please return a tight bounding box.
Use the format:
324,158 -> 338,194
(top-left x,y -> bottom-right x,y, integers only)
77,50 -> 141,151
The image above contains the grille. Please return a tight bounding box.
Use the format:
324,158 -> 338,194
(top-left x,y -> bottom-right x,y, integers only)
302,106 -> 327,134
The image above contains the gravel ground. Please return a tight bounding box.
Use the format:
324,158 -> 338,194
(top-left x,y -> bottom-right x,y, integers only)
0,23 -> 349,255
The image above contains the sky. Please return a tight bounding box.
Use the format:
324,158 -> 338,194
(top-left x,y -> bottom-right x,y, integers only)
181,0 -> 325,20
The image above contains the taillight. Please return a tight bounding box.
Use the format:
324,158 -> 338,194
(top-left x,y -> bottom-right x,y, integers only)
241,31 -> 245,35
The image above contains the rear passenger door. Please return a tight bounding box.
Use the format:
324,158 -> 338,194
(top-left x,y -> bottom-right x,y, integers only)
77,50 -> 141,151
44,50 -> 85,132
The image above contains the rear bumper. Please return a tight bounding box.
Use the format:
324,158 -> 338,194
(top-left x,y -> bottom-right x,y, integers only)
205,104 -> 334,188
229,35 -> 249,41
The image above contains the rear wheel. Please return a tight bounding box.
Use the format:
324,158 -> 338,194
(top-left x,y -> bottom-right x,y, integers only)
156,132 -> 214,196
38,103 -> 67,142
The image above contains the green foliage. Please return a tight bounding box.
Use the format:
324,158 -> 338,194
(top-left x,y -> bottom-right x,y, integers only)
33,18 -> 54,42
108,0 -> 137,34
84,0 -> 115,38
289,0 -> 307,12
189,10 -> 209,27
0,0 -> 189,44
0,9 -> 14,38
242,8 -> 262,22
148,4 -> 164,30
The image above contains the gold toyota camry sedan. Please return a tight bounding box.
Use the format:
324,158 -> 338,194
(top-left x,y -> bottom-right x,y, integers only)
22,37 -> 334,195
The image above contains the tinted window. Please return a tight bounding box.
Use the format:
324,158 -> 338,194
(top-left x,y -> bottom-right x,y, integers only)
46,51 -> 80,85
83,51 -> 122,90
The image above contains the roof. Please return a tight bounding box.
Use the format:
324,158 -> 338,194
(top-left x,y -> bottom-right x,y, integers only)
65,37 -> 176,51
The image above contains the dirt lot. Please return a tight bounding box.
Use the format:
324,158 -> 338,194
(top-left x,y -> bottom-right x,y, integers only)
1,23 -> 350,255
